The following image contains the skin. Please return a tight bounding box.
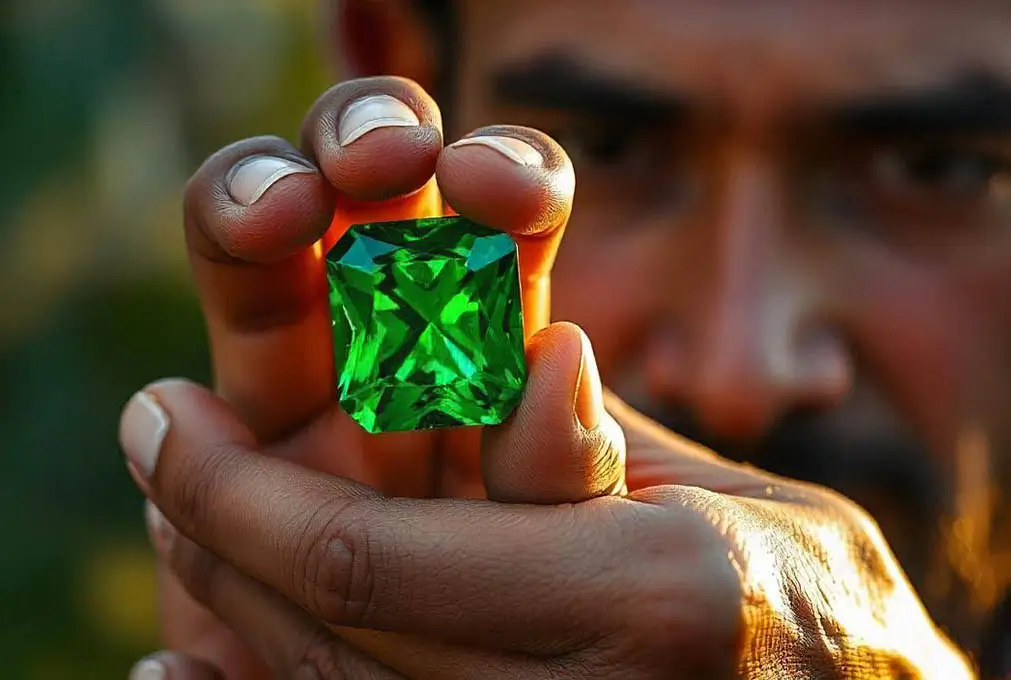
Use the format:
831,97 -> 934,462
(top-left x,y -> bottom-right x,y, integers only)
121,0 -> 1011,677
448,0 -> 1011,627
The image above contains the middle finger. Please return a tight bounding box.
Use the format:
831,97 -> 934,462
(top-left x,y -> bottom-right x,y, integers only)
437,124 -> 574,336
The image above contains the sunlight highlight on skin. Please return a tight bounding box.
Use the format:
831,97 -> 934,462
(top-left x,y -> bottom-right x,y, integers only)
729,495 -> 972,678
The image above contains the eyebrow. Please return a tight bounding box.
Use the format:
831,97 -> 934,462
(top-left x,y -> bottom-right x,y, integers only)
830,72 -> 1011,138
491,54 -> 686,123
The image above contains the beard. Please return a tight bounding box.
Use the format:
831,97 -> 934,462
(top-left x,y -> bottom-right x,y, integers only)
630,387 -> 1010,653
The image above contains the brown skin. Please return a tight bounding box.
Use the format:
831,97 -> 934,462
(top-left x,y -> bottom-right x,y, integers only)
441,0 -> 1011,624
129,378 -> 964,679
124,0 -> 1011,677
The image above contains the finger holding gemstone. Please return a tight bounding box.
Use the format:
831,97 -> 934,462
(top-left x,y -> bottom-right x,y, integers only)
438,126 -> 576,336
327,127 -> 575,434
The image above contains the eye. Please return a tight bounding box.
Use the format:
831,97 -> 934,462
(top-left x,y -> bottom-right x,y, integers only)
553,120 -> 657,172
871,145 -> 1011,200
547,118 -> 695,212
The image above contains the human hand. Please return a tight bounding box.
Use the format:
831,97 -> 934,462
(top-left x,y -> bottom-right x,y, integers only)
134,73 -> 971,679
122,379 -> 973,679
158,74 -> 629,677
176,74 -> 582,496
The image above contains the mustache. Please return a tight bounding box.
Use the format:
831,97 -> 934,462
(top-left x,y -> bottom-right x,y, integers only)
647,405 -> 951,524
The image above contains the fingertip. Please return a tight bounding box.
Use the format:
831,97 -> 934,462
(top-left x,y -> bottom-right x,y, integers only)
225,155 -> 316,207
483,322 -> 625,504
301,77 -> 444,201
525,322 -> 584,379
450,135 -> 544,168
438,126 -> 574,238
185,138 -> 335,265
522,322 -> 585,420
137,377 -> 257,450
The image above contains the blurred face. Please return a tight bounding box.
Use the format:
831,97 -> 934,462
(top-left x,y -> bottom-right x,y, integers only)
436,0 -> 1011,616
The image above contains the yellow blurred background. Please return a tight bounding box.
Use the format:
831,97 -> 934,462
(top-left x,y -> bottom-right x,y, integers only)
1,1 -> 331,676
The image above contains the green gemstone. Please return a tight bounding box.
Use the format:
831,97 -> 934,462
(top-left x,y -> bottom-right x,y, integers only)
325,216 -> 527,433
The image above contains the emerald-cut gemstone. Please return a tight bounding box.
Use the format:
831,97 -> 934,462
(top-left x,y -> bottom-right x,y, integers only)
325,216 -> 527,433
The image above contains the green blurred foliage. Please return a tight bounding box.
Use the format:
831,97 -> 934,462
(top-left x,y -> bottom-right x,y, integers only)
1,1 -> 332,676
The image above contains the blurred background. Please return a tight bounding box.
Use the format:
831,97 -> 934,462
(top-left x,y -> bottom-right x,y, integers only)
2,1 -> 331,676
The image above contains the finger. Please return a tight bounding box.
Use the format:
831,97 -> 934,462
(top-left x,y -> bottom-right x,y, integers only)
297,77 -> 449,490
185,136 -> 335,444
129,652 -> 224,680
482,322 -> 626,504
438,125 -> 575,336
180,135 -> 335,680
301,76 -> 442,206
432,126 -> 576,493
146,504 -> 411,680
121,379 -> 626,652
301,76 -> 444,258
172,77 -> 447,680
146,504 -> 275,680
149,505 -> 539,680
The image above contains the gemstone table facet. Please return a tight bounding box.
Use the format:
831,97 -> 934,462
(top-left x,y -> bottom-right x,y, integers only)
325,216 -> 527,434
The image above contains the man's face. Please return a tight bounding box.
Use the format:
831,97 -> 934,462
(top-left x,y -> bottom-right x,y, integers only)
440,0 -> 1011,611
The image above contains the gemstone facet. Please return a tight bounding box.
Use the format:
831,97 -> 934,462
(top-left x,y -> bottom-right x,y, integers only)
326,216 -> 527,433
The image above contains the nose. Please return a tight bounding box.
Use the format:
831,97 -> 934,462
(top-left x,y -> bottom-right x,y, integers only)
649,157 -> 851,442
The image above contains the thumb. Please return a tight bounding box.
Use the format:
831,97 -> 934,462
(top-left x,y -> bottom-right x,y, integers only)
481,322 -> 626,504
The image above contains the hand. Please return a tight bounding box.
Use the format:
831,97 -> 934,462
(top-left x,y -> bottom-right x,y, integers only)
156,75 -> 625,678
121,379 -> 973,679
130,73 -> 970,678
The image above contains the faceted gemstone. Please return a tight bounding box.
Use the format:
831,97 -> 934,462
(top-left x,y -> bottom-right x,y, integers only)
325,216 -> 527,433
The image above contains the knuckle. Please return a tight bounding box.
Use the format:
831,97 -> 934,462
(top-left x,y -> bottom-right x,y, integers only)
618,502 -> 744,659
293,498 -> 379,628
585,413 -> 627,497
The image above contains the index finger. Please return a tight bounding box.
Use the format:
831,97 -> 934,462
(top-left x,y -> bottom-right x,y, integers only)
123,379 -> 628,654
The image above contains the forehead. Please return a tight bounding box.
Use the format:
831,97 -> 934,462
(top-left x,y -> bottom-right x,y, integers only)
459,1 -> 1011,107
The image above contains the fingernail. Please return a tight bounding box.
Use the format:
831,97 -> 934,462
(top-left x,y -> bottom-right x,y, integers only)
130,659 -> 166,680
574,331 -> 603,430
120,391 -> 170,479
339,94 -> 420,146
449,136 -> 544,167
145,500 -> 176,552
228,155 -> 314,206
